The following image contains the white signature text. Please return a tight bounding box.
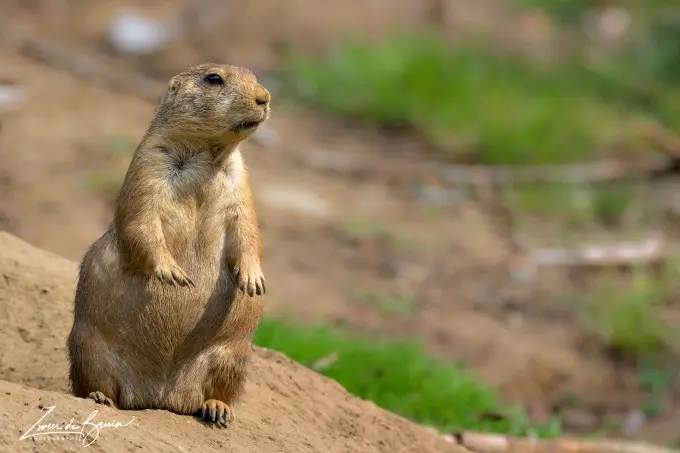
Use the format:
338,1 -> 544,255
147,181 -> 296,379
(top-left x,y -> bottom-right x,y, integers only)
20,405 -> 135,447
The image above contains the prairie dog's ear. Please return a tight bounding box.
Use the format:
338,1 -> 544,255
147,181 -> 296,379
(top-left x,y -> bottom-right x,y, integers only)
168,76 -> 181,94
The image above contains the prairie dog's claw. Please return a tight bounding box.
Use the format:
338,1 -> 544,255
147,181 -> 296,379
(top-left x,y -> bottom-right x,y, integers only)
234,261 -> 265,296
201,399 -> 233,427
154,261 -> 193,287
87,391 -> 116,407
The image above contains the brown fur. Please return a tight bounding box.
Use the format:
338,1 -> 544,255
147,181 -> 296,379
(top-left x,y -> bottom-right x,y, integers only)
66,63 -> 270,426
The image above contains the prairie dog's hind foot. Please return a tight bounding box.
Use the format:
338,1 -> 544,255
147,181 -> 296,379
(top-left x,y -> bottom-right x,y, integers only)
198,399 -> 233,427
87,391 -> 116,408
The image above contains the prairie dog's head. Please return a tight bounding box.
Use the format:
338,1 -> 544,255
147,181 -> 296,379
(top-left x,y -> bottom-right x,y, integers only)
154,63 -> 271,144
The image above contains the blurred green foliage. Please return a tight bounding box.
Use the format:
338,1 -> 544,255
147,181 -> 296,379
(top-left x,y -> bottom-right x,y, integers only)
279,7 -> 680,225
255,316 -> 563,437
517,0 -> 592,26
281,33 -> 653,165
281,2 -> 680,166
579,268 -> 680,358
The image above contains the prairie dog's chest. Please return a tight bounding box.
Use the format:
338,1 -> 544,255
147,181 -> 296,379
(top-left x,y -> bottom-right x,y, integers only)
159,151 -> 241,245
160,155 -> 223,232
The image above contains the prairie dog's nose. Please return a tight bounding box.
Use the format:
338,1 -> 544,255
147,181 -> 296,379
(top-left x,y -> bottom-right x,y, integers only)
255,86 -> 271,106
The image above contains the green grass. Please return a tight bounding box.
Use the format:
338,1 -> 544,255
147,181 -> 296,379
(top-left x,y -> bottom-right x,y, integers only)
637,362 -> 671,417
343,219 -> 423,252
282,32 -> 647,165
514,0 -> 590,25
578,269 -> 680,358
254,316 -> 562,437
504,181 -> 645,228
280,28 -> 680,227
347,287 -> 417,316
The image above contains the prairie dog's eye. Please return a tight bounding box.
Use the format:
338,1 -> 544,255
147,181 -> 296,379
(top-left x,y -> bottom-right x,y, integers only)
204,74 -> 224,85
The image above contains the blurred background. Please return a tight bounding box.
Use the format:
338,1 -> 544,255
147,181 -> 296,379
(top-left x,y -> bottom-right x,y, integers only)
1,0 -> 680,446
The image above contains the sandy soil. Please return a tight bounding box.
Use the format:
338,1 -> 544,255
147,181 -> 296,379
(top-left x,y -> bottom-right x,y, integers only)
1,0 -> 679,446
0,231 -> 463,453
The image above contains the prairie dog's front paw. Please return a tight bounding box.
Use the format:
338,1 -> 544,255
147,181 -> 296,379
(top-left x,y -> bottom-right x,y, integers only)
233,258 -> 266,296
154,259 -> 194,287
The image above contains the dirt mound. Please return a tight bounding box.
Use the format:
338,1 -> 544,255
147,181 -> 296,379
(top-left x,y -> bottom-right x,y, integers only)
0,231 -> 461,453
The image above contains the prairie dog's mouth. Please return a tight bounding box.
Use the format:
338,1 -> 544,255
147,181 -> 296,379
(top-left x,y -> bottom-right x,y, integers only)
237,120 -> 261,130
233,116 -> 266,133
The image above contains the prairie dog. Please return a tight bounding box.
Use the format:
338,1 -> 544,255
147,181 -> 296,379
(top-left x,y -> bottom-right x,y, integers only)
67,63 -> 270,426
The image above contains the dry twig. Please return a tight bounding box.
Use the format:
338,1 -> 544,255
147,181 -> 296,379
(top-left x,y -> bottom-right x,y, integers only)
531,233 -> 680,268
448,431 -> 680,453
439,157 -> 671,186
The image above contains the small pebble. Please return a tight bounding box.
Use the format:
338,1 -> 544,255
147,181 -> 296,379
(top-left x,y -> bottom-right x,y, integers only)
561,408 -> 600,432
620,410 -> 646,437
0,85 -> 27,112
441,434 -> 456,443
108,12 -> 171,55
412,185 -> 468,207
509,266 -> 535,285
